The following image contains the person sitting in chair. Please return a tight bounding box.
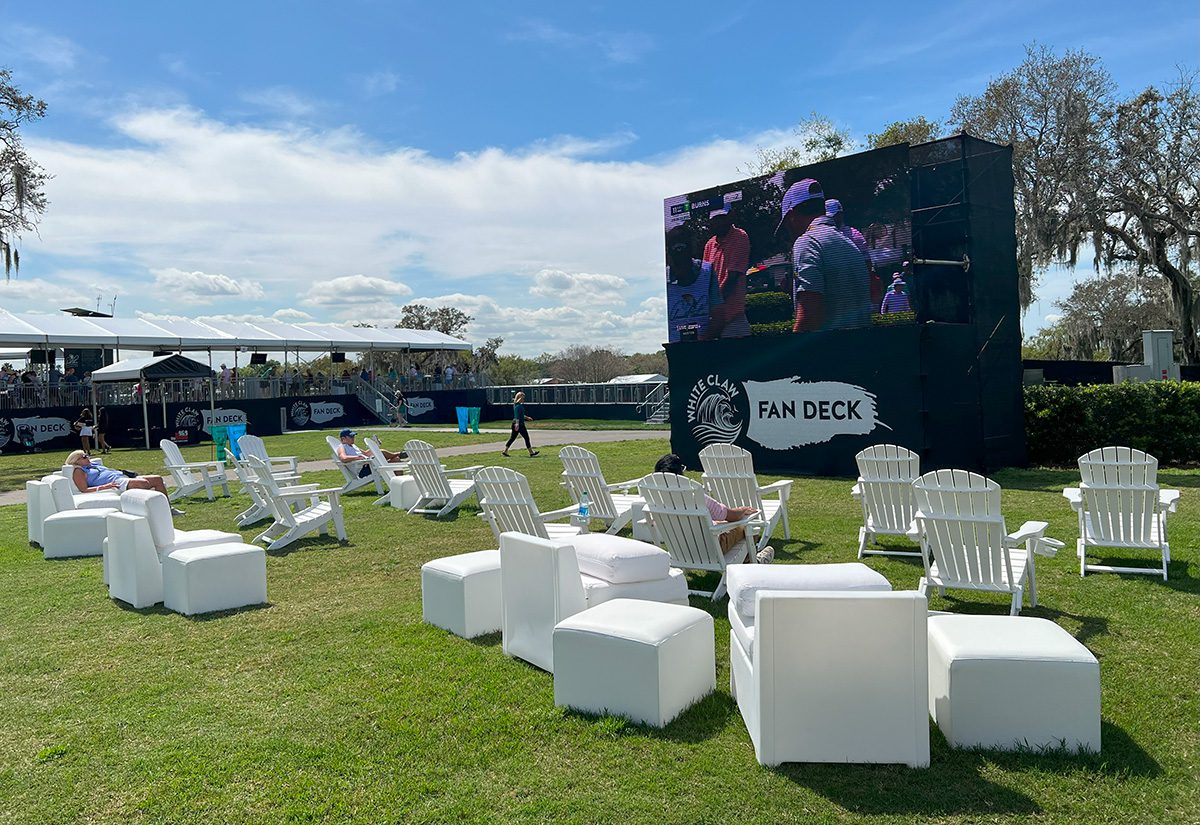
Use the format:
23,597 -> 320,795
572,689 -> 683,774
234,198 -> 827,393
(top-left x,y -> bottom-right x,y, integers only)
335,429 -> 406,477
66,449 -> 184,515
654,452 -> 773,564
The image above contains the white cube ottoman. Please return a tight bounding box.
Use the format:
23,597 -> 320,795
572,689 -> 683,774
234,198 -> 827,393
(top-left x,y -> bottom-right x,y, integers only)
928,615 -> 1100,752
388,474 -> 420,510
421,550 -> 502,638
553,598 -> 715,727
162,542 -> 268,616
42,509 -> 118,559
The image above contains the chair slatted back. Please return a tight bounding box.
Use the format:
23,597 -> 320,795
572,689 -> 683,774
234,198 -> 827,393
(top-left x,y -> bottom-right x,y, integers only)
698,443 -> 764,513
326,436 -> 359,486
1077,447 -> 1162,549
363,436 -> 404,475
404,439 -> 453,500
1078,446 -> 1158,487
247,456 -> 300,529
913,469 -> 1012,589
238,434 -> 270,464
475,466 -> 549,540
159,439 -> 197,484
1080,486 -> 1160,548
558,446 -> 618,520
638,472 -> 725,572
856,444 -> 920,533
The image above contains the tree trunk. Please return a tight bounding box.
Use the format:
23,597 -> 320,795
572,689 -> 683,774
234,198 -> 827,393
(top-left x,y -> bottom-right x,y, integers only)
1150,230 -> 1200,365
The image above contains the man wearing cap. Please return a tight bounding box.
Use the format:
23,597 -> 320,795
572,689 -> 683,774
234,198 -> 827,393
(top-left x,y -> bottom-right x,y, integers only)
702,209 -> 751,338
666,223 -> 723,342
776,179 -> 872,332
880,274 -> 912,314
826,198 -> 881,309
335,428 -> 406,478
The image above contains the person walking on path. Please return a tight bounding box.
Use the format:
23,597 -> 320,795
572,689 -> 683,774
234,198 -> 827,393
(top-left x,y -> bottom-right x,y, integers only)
502,391 -> 539,457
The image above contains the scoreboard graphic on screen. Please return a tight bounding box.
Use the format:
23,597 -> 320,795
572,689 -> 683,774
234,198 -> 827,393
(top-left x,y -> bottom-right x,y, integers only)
663,144 -> 913,344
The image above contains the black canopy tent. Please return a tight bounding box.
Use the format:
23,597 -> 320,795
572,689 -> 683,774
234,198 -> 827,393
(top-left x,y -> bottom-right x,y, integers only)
90,354 -> 215,449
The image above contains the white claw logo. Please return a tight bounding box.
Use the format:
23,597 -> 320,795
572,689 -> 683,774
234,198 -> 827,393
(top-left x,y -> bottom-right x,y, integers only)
687,374 -> 743,445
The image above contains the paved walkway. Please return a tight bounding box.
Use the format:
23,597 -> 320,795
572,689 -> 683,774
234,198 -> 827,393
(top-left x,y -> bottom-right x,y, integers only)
0,429 -> 667,507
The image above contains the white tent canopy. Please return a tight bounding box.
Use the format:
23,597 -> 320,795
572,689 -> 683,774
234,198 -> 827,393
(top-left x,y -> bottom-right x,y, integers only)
0,309 -> 472,353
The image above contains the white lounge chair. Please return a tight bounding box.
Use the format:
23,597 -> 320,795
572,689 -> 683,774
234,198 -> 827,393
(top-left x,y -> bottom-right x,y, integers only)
698,443 -> 792,552
325,435 -> 382,495
57,467 -> 123,510
475,466 -> 584,542
159,439 -> 231,502
405,439 -> 480,517
248,456 -> 347,551
558,445 -> 643,535
28,474 -> 118,546
638,471 -> 757,600
911,469 -> 1060,615
1064,446 -> 1178,580
362,435 -> 410,506
729,590 -> 930,767
35,477 -> 118,559
852,444 -> 921,558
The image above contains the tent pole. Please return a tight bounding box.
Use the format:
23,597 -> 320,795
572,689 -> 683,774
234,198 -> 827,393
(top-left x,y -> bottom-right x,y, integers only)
209,377 -> 216,461
142,377 -> 150,449
161,383 -> 167,428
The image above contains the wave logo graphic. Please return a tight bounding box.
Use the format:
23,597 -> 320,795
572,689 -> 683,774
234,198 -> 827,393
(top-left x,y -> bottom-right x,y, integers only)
290,401 -> 311,427
686,374 -> 743,445
0,418 -> 10,450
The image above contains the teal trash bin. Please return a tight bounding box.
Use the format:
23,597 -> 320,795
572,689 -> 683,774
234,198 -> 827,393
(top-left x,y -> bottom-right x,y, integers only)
226,423 -> 246,458
456,406 -> 469,434
468,407 -> 481,434
212,425 -> 228,462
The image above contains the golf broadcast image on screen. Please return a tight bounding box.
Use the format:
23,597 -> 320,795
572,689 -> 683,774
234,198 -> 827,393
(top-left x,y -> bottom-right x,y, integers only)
664,143 -> 913,343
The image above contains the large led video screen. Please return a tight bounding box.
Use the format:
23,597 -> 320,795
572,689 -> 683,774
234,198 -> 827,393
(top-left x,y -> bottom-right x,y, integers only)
664,143 -> 912,343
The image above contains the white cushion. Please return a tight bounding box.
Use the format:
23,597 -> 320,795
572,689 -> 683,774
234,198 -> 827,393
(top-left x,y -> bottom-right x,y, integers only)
422,549 -> 502,639
557,533 -> 670,584
167,529 -> 242,555
727,562 -> 892,620
580,567 -> 688,607
162,542 -> 268,616
120,489 -> 176,549
728,603 -> 755,657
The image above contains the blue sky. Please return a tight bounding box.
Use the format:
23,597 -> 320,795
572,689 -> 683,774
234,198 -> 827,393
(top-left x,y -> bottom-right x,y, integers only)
1,0 -> 1196,353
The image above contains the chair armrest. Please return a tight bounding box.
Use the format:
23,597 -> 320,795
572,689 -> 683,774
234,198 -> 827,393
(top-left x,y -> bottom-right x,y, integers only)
905,516 -> 923,542
171,460 -> 226,471
277,483 -> 319,494
759,479 -> 793,498
541,504 -> 580,521
1062,487 -> 1082,511
607,478 -> 643,492
445,465 -> 483,477
851,481 -> 863,500
374,461 -> 409,472
710,516 -> 753,534
1160,489 -> 1181,513
1006,520 -> 1049,546
279,486 -> 343,500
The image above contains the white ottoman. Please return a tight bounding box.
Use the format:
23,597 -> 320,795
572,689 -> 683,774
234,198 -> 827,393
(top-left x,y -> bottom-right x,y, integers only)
42,509 -> 118,559
422,550 -> 502,638
552,598 -> 715,727
389,474 -> 420,510
928,615 -> 1101,752
162,543 -> 268,616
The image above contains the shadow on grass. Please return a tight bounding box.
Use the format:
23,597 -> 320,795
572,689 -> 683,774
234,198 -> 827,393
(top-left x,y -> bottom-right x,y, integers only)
561,689 -> 735,744
265,536 -> 351,557
1076,552 -> 1197,594
466,630 -> 501,648
110,598 -> 273,621
782,719 -> 1158,816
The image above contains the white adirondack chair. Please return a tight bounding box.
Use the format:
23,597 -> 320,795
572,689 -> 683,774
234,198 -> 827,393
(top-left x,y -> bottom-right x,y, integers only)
852,444 -> 921,558
237,434 -> 301,478
234,450 -> 318,527
475,466 -> 585,543
698,443 -> 792,552
638,472 -> 757,600
159,439 -> 231,501
326,435 -> 382,495
404,439 -> 481,517
558,445 -> 643,534
362,435 -> 410,506
248,457 -> 347,551
1064,447 -> 1178,580
911,469 -> 1060,616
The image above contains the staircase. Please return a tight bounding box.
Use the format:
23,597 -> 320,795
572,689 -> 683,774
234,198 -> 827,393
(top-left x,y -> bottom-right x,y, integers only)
353,378 -> 396,425
638,383 -> 670,424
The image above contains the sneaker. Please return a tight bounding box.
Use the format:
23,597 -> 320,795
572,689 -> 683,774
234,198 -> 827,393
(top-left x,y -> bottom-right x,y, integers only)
501,451 -> 511,457
756,545 -> 775,564
529,450 -> 540,457
170,506 -> 187,517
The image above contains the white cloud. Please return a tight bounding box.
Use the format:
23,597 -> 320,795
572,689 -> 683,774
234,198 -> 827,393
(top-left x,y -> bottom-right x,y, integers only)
0,278 -> 62,303
529,268 -> 628,306
357,70 -> 401,97
18,105 -> 805,353
151,267 -> 265,303
240,86 -> 317,118
507,20 -> 653,65
0,25 -> 81,73
301,274 -> 413,307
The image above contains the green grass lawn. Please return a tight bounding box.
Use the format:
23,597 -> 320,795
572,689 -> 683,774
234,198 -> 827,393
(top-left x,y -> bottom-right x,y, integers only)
1,437 -> 1198,823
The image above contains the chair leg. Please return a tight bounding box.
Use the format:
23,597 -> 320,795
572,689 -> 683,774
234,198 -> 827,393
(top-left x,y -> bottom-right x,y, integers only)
857,527 -> 869,559
332,510 -> 346,541
1078,540 -> 1087,577
782,504 -> 791,540
1010,587 -> 1023,616
917,577 -> 929,599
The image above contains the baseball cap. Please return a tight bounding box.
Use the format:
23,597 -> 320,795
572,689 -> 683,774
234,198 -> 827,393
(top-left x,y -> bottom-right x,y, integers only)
709,208 -> 730,219
339,428 -> 356,438
825,198 -> 843,217
775,178 -> 824,236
